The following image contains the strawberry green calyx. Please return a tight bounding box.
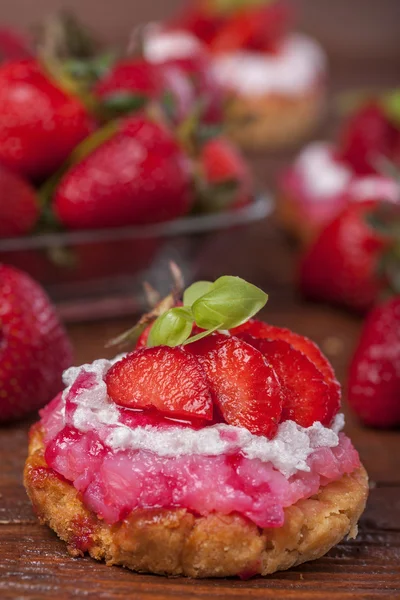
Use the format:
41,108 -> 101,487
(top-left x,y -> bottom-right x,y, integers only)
148,275 -> 268,348
206,0 -> 275,15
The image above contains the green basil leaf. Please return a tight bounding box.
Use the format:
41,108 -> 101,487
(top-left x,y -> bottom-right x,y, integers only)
183,281 -> 213,307
147,308 -> 193,348
192,276 -> 268,330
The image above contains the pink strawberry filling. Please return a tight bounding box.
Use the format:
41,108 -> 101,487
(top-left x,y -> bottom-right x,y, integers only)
40,387 -> 360,529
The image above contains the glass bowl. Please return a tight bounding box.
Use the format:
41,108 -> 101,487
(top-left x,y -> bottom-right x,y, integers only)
0,194 -> 272,321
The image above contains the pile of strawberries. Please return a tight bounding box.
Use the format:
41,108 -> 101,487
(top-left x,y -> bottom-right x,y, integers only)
0,17 -> 252,240
106,318 -> 341,438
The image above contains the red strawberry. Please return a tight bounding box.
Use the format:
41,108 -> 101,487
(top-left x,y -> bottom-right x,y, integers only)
94,58 -> 194,124
53,115 -> 193,229
0,165 -> 39,237
0,264 -> 73,422
197,137 -> 253,210
231,319 -> 341,403
299,200 -> 400,313
106,346 -> 213,421
0,28 -> 32,62
136,326 -> 151,349
241,335 -> 336,427
187,333 -> 282,438
338,102 -> 400,176
169,3 -> 224,45
209,1 -> 292,53
0,59 -> 93,181
348,295 -> 400,428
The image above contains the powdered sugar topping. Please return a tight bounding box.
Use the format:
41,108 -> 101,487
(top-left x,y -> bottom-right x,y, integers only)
295,142 -> 352,199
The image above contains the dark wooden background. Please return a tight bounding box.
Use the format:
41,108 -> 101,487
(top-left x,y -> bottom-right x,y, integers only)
1,1 -> 400,598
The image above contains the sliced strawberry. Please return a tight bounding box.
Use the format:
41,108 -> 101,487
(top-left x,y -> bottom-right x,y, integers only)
186,334 -> 282,438
106,346 -> 213,421
232,319 -> 341,413
240,334 -> 335,428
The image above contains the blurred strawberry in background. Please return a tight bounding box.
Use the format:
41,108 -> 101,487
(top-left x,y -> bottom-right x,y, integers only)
0,164 -> 39,237
338,94 -> 400,176
348,295 -> 400,428
208,1 -> 293,53
95,57 -> 194,125
299,199 -> 400,313
0,59 -> 94,181
0,264 -> 72,422
53,114 -> 193,229
168,0 -> 224,45
196,136 -> 253,211
169,0 -> 293,53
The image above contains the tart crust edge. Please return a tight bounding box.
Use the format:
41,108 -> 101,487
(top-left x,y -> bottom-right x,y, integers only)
24,426 -> 368,578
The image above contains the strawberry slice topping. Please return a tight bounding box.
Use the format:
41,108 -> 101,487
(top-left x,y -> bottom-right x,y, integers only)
232,319 -> 341,417
186,334 -> 282,438
106,346 -> 213,421
240,335 -> 335,427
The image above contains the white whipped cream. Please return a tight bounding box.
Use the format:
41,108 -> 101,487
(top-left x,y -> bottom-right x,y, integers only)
348,175 -> 400,204
295,141 -> 352,199
211,33 -> 327,96
294,142 -> 400,203
60,358 -> 344,478
144,25 -> 205,63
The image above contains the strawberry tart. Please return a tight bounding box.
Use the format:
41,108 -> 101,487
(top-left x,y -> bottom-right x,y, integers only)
278,96 -> 400,244
24,276 -> 368,578
145,0 -> 327,150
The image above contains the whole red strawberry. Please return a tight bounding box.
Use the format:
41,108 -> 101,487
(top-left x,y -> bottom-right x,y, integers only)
53,115 -> 193,229
299,200 -> 400,313
348,295 -> 400,427
338,102 -> 400,176
0,165 -> 39,237
0,264 -> 73,422
0,59 -> 93,181
197,136 -> 253,210
94,58 -> 194,124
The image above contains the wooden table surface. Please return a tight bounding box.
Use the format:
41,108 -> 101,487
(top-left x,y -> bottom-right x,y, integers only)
1,29 -> 400,600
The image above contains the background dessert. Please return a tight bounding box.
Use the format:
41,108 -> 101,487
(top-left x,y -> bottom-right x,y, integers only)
277,93 -> 400,244
149,0 -> 328,150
